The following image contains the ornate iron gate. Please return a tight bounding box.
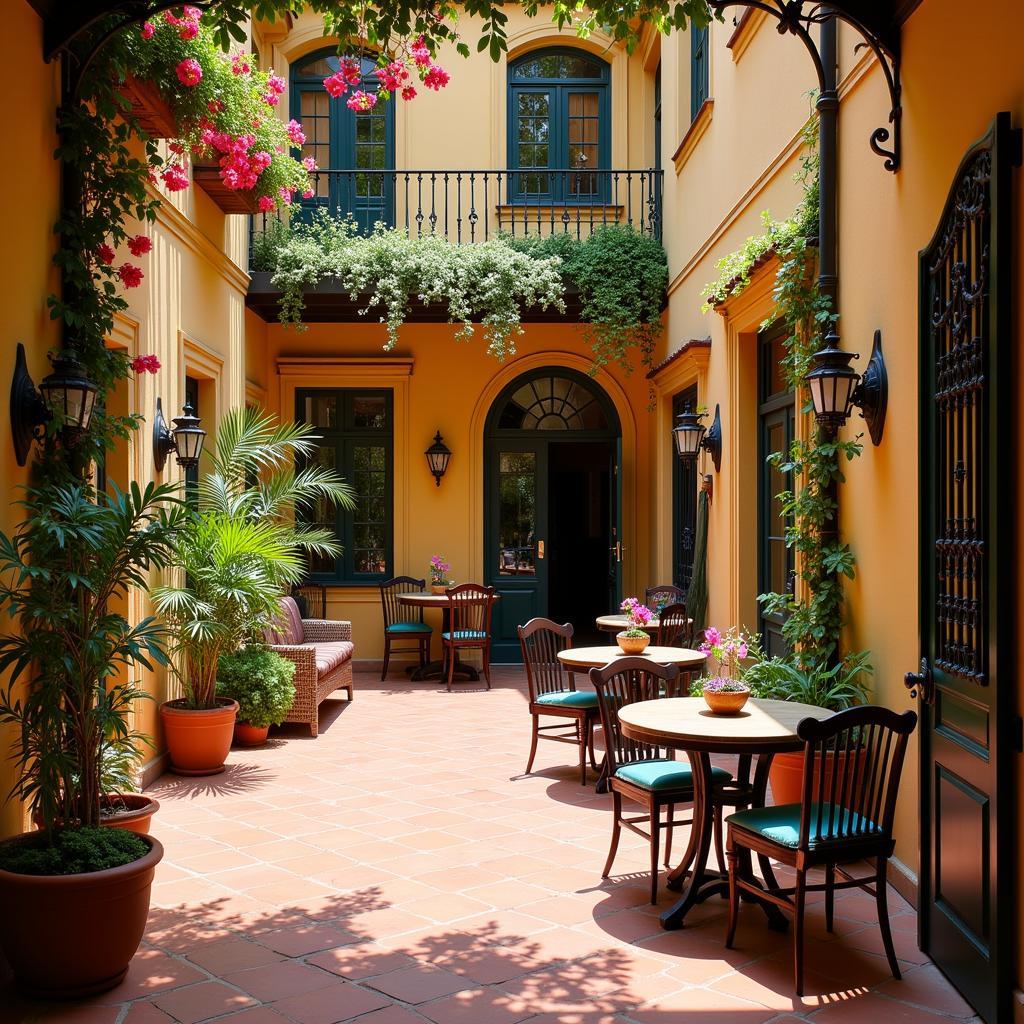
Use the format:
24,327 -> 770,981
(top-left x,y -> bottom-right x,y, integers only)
910,111 -> 1019,1024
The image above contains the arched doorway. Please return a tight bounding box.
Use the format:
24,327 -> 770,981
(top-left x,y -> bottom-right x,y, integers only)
484,367 -> 621,661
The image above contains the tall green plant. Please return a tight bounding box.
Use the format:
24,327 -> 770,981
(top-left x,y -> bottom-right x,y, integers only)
152,407 -> 355,709
0,481 -> 183,831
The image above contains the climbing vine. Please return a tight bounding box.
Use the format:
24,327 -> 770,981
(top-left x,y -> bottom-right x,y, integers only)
701,120 -> 863,667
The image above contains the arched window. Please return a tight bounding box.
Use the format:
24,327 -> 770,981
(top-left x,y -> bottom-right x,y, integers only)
492,371 -> 615,432
507,48 -> 610,203
290,50 -> 394,232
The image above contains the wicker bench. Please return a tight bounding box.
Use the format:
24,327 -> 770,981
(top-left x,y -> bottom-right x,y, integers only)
266,597 -> 354,737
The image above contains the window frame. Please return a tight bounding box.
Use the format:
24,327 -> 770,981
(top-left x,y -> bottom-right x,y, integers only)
690,24 -> 709,121
507,47 -> 611,204
671,385 -> 699,591
295,387 -> 394,586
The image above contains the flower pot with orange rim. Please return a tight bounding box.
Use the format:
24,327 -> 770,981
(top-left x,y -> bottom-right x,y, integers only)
0,832 -> 162,998
32,793 -> 160,836
233,721 -> 270,747
616,632 -> 650,656
769,745 -> 869,806
160,697 -> 238,776
702,680 -> 751,715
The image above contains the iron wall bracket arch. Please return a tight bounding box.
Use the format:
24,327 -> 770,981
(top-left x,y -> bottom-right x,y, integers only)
707,0 -> 902,172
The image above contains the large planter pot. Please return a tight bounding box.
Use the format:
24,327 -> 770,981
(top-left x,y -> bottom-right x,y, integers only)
616,631 -> 650,656
160,698 -> 238,776
0,832 -> 163,998
32,794 -> 160,836
233,721 -> 270,747
769,746 -> 868,807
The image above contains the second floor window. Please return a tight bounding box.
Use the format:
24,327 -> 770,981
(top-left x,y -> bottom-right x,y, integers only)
290,50 -> 395,233
296,388 -> 393,585
690,25 -> 709,120
508,48 -> 610,202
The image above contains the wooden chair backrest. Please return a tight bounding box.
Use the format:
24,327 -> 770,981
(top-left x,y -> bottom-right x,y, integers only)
380,576 -> 426,627
518,618 -> 574,700
645,584 -> 686,612
796,705 -> 918,850
588,658 -> 680,775
445,583 -> 495,637
657,602 -> 692,648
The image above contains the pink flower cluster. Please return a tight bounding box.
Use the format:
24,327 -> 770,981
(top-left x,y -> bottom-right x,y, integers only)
698,626 -> 751,680
96,244 -> 115,265
176,58 -> 202,87
231,51 -> 252,76
347,91 -> 376,112
130,354 -> 161,374
118,263 -> 144,288
161,163 -> 190,192
200,129 -> 272,191
323,57 -> 363,98
429,554 -> 451,584
620,597 -> 654,628
264,72 -> 286,107
286,119 -> 306,147
127,234 -> 152,257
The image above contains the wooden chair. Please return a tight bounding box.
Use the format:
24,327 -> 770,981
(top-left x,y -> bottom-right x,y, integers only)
725,705 -> 918,996
379,576 -> 432,680
518,618 -> 599,785
657,601 -> 693,648
589,658 -> 733,904
441,583 -> 495,692
645,584 -> 686,613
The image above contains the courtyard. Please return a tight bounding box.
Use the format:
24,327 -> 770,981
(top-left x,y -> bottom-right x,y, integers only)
3,673 -> 975,1024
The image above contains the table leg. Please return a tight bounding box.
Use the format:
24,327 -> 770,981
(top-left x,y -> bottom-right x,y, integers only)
660,751 -> 718,929
407,606 -> 481,682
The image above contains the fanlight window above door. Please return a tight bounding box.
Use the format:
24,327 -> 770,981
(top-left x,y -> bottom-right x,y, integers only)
496,374 -> 611,431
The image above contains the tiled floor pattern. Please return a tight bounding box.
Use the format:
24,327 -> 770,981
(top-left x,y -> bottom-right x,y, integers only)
2,669 -> 979,1024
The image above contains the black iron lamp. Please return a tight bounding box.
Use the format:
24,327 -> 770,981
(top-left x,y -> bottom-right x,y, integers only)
672,402 -> 722,473
153,397 -> 206,472
11,342 -> 98,466
806,328 -> 888,445
424,430 -> 452,486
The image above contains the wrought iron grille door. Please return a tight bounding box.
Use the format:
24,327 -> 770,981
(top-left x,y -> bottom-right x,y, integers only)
914,112 -> 1019,1024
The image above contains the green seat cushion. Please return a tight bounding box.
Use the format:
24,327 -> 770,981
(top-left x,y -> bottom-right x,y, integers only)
442,630 -> 488,640
535,690 -> 599,709
615,759 -> 732,791
726,802 -> 880,849
386,621 -> 432,634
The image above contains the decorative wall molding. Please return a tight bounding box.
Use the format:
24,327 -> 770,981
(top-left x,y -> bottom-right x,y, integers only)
672,98 -> 714,174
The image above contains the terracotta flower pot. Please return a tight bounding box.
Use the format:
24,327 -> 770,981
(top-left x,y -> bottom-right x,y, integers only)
32,794 -> 160,836
234,721 -> 270,747
769,745 -> 868,807
702,686 -> 750,715
616,632 -> 650,655
0,832 -> 163,998
160,698 -> 238,776
430,583 -> 450,595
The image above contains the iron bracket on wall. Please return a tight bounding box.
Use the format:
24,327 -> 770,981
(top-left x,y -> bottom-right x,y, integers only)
852,329 -> 888,445
704,403 -> 722,473
707,1 -> 903,172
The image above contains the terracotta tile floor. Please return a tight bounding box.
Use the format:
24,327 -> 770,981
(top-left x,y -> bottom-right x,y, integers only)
3,669 -> 980,1024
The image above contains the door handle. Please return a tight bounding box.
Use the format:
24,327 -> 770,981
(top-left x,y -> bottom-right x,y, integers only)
537,540 -> 545,560
904,658 -> 935,705
609,541 -> 623,563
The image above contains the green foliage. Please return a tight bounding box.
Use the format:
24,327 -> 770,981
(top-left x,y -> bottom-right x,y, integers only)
0,481 -> 182,832
217,647 -> 297,728
743,651 -> 873,712
508,226 -> 668,373
702,116 -> 864,668
256,215 -> 667,370
153,407 -> 355,710
0,827 -> 148,877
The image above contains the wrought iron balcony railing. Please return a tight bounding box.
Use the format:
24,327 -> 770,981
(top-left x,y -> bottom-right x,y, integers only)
250,167 -> 663,266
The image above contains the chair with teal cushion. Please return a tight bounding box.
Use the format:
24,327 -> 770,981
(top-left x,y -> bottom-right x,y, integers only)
379,576 -> 432,680
519,618 -> 600,786
724,704 -> 918,997
590,658 -> 734,904
442,583 -> 495,692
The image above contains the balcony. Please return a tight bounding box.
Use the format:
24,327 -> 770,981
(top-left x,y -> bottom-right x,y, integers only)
246,167 -> 663,324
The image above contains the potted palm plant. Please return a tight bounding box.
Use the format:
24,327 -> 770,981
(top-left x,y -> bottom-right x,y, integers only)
153,407 -> 353,774
744,651 -> 872,804
0,479 -> 182,997
218,646 -> 297,747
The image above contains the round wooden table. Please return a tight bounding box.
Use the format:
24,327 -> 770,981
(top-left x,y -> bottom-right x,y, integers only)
557,645 -> 707,672
618,697 -> 832,930
396,590 -> 500,682
595,614 -> 662,635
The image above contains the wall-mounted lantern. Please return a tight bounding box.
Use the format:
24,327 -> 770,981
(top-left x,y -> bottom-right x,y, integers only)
806,328 -> 888,445
153,398 -> 206,472
11,343 -> 98,466
672,402 -> 722,473
424,430 -> 452,487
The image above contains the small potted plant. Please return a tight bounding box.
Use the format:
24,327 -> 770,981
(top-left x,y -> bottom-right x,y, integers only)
616,598 -> 654,655
698,626 -> 753,714
217,646 -> 297,747
429,554 -> 452,594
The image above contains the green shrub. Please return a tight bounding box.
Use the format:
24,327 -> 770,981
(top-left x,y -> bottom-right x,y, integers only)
743,651 -> 872,712
217,647 -> 297,728
0,827 -> 148,876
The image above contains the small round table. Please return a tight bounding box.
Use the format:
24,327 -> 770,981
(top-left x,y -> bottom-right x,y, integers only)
396,591 -> 500,682
595,614 -> 662,635
556,645 -> 707,672
618,697 -> 832,930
